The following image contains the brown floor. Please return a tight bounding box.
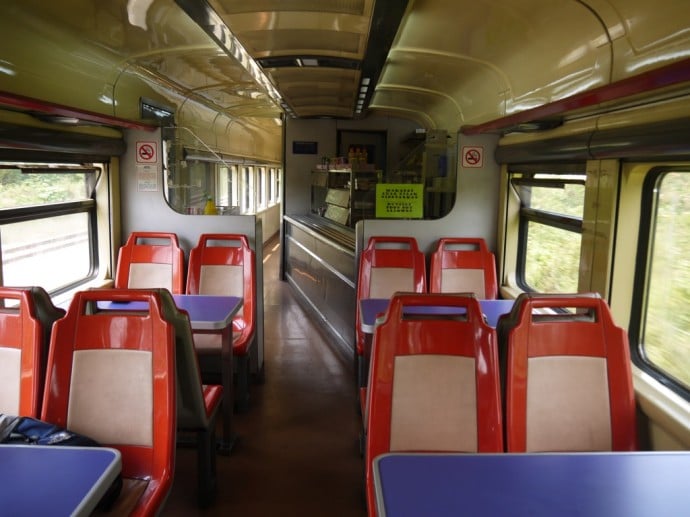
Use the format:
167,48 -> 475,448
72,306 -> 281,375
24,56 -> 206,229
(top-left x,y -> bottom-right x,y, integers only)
162,235 -> 366,516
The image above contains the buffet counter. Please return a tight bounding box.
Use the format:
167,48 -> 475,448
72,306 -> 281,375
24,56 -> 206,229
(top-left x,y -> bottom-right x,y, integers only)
283,215 -> 356,357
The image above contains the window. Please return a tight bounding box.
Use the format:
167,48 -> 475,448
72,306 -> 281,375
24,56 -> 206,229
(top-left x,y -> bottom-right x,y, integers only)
242,166 -> 254,213
638,170 -> 690,391
268,168 -> 276,204
0,163 -> 100,293
217,166 -> 229,208
257,167 -> 266,209
231,166 -> 239,208
511,170 -> 585,292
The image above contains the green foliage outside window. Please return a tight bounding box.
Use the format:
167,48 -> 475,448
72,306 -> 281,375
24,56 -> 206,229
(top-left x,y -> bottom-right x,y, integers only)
0,168 -> 89,208
519,177 -> 584,293
645,172 -> 690,389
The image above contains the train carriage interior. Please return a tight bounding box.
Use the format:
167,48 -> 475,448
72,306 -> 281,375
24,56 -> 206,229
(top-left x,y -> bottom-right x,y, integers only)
1,0 -> 690,515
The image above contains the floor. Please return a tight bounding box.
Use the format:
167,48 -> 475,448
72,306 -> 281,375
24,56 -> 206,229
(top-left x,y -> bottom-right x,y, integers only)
162,235 -> 366,516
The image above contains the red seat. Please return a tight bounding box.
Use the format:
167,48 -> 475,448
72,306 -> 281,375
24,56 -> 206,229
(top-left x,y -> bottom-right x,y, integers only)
41,289 -> 176,516
429,237 -> 498,299
355,236 -> 426,387
0,286 -> 64,417
500,293 -> 637,452
364,292 -> 503,516
186,233 -> 256,411
115,231 -> 185,294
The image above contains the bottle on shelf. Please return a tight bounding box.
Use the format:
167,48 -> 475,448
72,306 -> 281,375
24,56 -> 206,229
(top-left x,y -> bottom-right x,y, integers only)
203,195 -> 218,215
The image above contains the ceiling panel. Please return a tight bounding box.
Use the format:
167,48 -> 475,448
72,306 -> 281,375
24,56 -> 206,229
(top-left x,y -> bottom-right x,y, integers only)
204,0 -> 393,118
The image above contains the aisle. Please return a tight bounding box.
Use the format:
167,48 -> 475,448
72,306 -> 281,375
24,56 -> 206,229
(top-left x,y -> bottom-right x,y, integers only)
163,235 -> 365,516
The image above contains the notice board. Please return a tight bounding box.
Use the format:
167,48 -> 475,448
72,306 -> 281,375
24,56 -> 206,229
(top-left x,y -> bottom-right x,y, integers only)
375,183 -> 423,219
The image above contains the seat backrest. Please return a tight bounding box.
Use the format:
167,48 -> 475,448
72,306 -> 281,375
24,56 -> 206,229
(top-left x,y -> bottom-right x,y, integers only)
157,289 -> 222,428
0,288 -> 43,417
429,237 -> 498,299
41,289 -> 176,517
0,286 -> 64,417
186,233 -> 256,341
364,292 -> 503,515
355,236 -> 426,351
500,293 -> 637,452
115,232 -> 185,294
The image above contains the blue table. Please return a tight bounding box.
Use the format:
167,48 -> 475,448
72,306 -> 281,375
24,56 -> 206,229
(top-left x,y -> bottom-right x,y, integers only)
0,444 -> 121,516
99,294 -> 242,454
359,298 -> 514,334
374,452 -> 690,516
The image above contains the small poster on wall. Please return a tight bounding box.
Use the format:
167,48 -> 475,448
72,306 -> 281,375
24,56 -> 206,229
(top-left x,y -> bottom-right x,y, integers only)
137,164 -> 158,192
375,183 -> 423,219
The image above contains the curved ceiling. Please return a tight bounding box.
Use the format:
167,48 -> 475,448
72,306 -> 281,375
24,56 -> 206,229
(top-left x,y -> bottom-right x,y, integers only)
1,0 -> 690,135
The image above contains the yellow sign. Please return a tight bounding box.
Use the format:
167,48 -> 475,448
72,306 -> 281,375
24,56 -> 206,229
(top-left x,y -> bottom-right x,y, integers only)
375,183 -> 424,218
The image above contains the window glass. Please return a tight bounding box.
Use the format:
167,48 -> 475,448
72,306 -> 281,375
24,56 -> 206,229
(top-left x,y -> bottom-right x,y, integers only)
525,221 -> 581,292
1,213 -> 92,290
217,166 -> 229,207
0,164 -> 98,292
643,172 -> 690,389
0,166 -> 94,207
512,172 -> 585,292
257,167 -> 266,208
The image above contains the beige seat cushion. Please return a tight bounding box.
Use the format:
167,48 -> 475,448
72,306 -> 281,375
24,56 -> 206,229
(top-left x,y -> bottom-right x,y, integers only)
0,348 -> 21,414
390,354 -> 478,452
526,355 -> 612,451
370,268 -> 414,298
440,268 -> 486,297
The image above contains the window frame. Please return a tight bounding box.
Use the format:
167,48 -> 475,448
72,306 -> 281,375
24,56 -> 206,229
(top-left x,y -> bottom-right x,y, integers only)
629,166 -> 690,398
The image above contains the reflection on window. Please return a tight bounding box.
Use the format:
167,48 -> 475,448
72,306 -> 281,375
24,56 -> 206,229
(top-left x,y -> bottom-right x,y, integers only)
165,154 -> 281,215
643,172 -> 690,389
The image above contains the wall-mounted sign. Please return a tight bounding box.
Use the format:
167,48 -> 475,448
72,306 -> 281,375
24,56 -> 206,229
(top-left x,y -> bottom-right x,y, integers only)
375,183 -> 423,219
292,140 -> 318,154
137,164 -> 158,192
136,141 -> 157,163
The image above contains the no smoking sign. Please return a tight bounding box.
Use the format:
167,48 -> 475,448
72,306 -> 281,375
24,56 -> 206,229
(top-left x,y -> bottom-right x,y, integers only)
461,146 -> 483,168
136,141 -> 158,163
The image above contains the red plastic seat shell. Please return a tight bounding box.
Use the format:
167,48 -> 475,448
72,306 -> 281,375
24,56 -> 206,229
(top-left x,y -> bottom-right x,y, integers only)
503,293 -> 637,452
41,289 -> 176,517
364,293 -> 503,516
186,233 -> 256,357
355,236 -> 426,357
429,237 -> 498,299
115,232 -> 185,294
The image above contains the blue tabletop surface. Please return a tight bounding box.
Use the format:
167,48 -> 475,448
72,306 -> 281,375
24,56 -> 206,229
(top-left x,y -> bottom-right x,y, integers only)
374,452 -> 690,517
0,445 -> 121,516
100,294 -> 242,330
360,298 -> 514,333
